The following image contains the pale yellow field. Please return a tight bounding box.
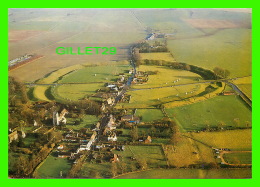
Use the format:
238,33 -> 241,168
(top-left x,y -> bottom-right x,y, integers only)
186,129 -> 252,150
133,65 -> 201,89
164,136 -> 215,167
231,76 -> 252,99
140,52 -> 175,62
37,64 -> 83,84
33,85 -> 51,101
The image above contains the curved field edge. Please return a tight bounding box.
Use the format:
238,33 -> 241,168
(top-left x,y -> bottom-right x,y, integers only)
36,64 -> 84,84
33,86 -> 52,102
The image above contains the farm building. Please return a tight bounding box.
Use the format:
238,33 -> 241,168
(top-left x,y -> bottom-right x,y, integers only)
121,115 -> 140,123
220,91 -> 237,96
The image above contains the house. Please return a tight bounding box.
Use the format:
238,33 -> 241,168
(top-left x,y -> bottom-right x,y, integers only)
107,97 -> 115,105
106,114 -> 117,130
58,152 -> 71,158
8,130 -> 18,143
57,145 -> 64,150
220,91 -> 236,96
121,115 -> 140,123
108,133 -> 117,142
144,136 -> 152,143
110,154 -> 119,163
116,145 -> 125,151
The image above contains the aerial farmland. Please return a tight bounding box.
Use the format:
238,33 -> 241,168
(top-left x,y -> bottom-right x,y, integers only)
8,8 -> 252,179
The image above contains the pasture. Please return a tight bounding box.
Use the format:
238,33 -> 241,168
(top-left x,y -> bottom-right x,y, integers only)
223,152 -> 252,164
133,65 -> 201,89
36,152 -> 72,178
166,95 -> 252,131
135,109 -> 164,122
167,28 -> 251,78
59,64 -> 129,83
231,76 -> 252,99
54,83 -> 103,101
163,136 -> 215,168
115,168 -> 252,179
186,129 -> 252,151
140,52 -> 175,62
66,115 -> 99,130
120,65 -> 210,108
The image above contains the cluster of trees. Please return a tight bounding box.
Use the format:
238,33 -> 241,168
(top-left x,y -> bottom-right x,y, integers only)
213,67 -> 231,78
9,76 -> 28,105
9,143 -> 55,177
139,46 -> 168,53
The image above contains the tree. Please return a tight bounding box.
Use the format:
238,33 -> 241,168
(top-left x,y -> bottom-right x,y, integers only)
117,162 -> 127,174
217,121 -> 226,131
14,155 -> 29,176
169,121 -> 181,146
130,125 -> 139,142
245,121 -> 251,128
136,158 -> 148,170
213,67 -> 230,78
89,170 -> 101,179
111,163 -> 118,177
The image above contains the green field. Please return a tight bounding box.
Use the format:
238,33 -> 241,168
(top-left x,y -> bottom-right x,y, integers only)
36,152 -> 72,178
66,115 -> 99,130
120,65 -> 209,108
140,52 -> 175,62
231,76 -> 252,99
135,109 -> 164,122
223,152 -> 252,164
79,145 -> 167,178
115,168 -> 251,179
111,145 -> 167,169
133,65 -> 201,89
166,95 -> 251,131
54,83 -> 103,101
187,129 -> 251,151
167,28 -> 251,78
59,64 -> 129,83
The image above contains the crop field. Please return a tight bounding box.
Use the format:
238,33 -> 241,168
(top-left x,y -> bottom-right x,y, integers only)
167,28 -> 251,78
116,168 -> 251,179
223,152 -> 252,164
33,85 -> 52,101
166,95 -> 251,131
36,152 -> 72,178
184,19 -> 238,29
135,109 -> 164,122
186,129 -> 251,151
231,76 -> 252,99
140,52 -> 175,62
37,64 -> 83,84
9,9 -> 144,82
8,30 -> 45,42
